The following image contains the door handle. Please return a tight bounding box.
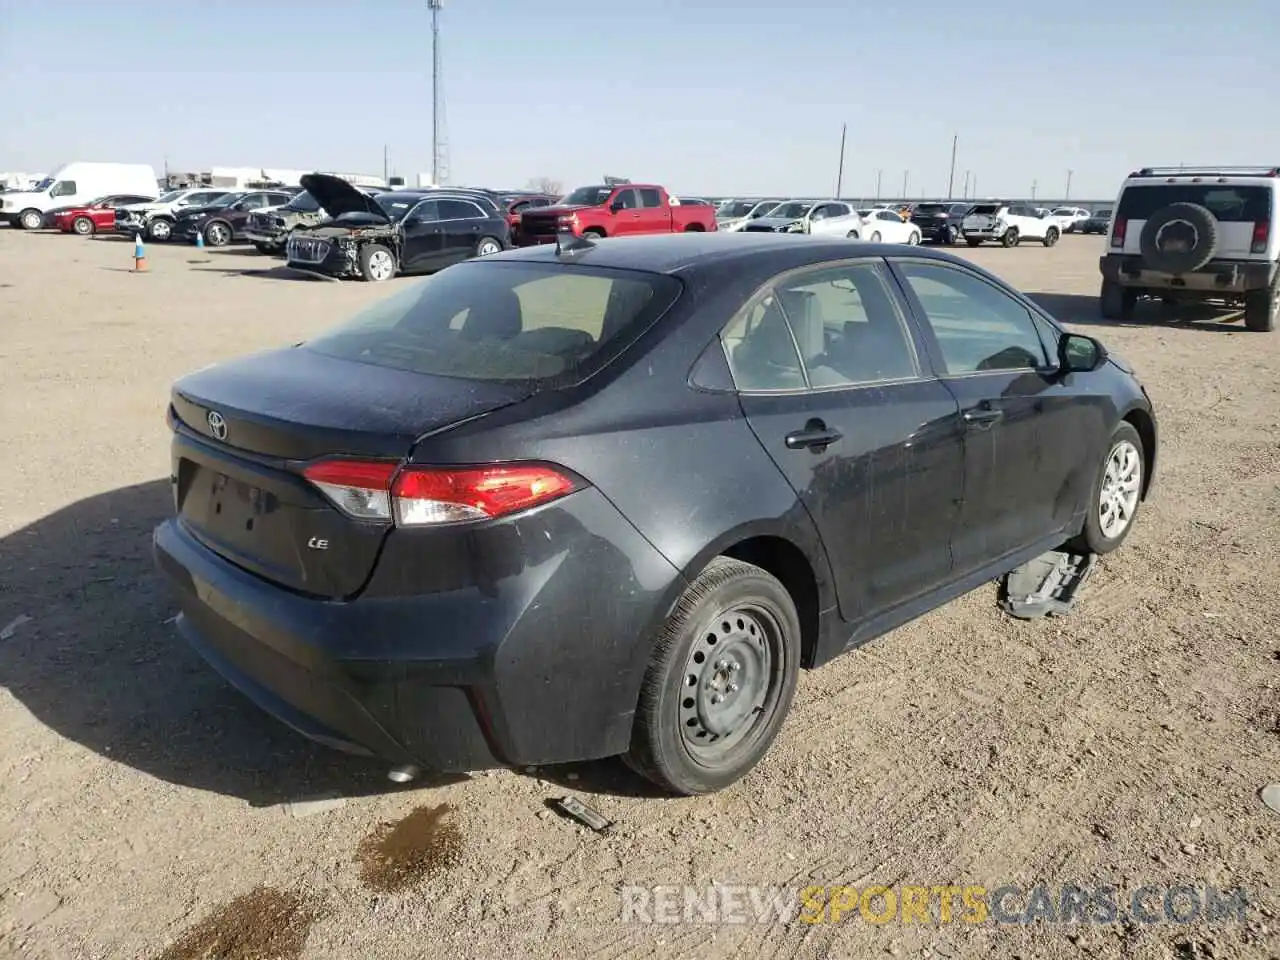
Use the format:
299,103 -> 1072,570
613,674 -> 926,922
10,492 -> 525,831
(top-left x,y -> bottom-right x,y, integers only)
962,405 -> 1003,427
785,420 -> 843,450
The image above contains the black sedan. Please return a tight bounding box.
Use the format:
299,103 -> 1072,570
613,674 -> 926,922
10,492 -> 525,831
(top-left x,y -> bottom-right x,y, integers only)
153,232 -> 1157,795
285,175 -> 512,281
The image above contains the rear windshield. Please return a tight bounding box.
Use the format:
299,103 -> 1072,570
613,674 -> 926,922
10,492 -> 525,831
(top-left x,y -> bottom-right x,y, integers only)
913,203 -> 945,213
285,191 -> 321,212
1118,184 -> 1270,221
970,204 -> 1000,214
304,261 -> 683,384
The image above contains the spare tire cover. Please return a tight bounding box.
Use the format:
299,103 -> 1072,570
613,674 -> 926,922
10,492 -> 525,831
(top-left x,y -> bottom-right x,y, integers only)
1138,202 -> 1219,273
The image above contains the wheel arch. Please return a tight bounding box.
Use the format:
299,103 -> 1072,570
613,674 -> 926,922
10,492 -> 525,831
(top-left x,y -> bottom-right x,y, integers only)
666,522 -> 835,671
1120,405 -> 1157,500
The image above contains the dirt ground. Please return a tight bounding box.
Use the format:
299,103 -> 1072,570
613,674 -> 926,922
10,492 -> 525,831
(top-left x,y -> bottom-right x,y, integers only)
1,228 -> 1277,960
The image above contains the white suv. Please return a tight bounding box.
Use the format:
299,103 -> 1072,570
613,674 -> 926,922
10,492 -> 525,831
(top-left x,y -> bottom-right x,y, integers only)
962,202 -> 1062,248
1099,166 -> 1279,332
114,188 -> 235,241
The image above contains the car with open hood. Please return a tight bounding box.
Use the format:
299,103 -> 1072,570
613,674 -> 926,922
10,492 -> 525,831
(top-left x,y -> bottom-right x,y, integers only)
243,186 -> 389,255
285,174 -> 512,282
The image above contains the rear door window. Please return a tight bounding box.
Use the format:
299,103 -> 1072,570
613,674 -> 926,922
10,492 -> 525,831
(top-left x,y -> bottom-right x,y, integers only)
638,188 -> 663,208
304,261 -> 682,384
1117,184 -> 1271,221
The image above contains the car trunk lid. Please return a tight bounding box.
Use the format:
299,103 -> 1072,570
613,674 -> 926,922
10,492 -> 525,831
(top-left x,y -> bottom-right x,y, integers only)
170,346 -> 529,597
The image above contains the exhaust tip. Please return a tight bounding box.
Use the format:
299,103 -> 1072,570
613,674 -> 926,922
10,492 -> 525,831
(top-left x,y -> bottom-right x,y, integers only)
387,764 -> 421,784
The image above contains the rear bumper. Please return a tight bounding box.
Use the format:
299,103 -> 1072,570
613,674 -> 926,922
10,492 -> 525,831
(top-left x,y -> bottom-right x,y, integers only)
1099,254 -> 1275,293
914,222 -> 954,239
152,487 -> 684,771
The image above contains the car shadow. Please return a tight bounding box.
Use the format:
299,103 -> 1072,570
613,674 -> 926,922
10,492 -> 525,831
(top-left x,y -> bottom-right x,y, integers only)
192,266 -> 338,281
0,480 -> 465,806
1026,292 -> 1247,333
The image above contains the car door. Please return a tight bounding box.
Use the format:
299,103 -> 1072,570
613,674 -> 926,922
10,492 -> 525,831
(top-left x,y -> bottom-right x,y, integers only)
608,188 -> 642,235
228,192 -> 275,235
725,257 -> 965,624
436,198 -> 488,263
890,258 -> 1103,575
399,198 -> 444,272
636,187 -> 671,233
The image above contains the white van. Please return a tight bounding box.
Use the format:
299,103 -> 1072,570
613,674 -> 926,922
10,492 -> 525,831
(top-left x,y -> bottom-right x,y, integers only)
0,162 -> 159,229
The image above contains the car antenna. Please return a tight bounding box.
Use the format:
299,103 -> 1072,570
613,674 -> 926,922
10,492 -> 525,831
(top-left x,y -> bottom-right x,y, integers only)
556,230 -> 596,257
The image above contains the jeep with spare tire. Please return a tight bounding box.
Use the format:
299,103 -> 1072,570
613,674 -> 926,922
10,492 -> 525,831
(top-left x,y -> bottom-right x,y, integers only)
1099,166 -> 1280,332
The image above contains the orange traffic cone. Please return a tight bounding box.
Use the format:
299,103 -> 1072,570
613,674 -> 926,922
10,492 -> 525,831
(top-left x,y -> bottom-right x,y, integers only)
133,233 -> 147,272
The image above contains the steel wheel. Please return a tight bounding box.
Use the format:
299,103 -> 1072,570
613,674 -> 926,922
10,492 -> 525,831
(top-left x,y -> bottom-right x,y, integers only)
73,217 -> 94,236
366,249 -> 395,281
678,605 -> 780,761
19,209 -> 42,230
1098,439 -> 1142,539
475,237 -> 502,257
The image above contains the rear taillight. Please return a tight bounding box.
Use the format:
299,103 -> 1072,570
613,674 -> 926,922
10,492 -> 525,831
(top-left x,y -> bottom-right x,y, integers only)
302,460 -> 580,526
1111,218 -> 1127,248
1253,220 -> 1269,253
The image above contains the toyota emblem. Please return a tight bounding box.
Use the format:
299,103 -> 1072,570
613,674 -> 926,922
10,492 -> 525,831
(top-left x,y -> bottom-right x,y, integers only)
207,410 -> 228,441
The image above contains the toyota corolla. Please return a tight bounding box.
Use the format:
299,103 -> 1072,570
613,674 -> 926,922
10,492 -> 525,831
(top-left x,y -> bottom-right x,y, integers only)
153,232 -> 1157,796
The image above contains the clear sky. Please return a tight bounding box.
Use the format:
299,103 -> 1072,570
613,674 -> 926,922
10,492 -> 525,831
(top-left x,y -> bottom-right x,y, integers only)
3,0 -> 1279,200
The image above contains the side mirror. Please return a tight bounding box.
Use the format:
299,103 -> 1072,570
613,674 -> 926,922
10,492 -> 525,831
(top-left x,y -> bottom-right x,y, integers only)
1059,333 -> 1107,373
609,200 -> 625,213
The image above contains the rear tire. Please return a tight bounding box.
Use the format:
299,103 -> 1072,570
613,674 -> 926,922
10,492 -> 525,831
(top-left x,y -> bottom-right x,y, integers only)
625,557 -> 801,796
203,220 -> 231,247
1100,280 -> 1137,321
72,216 -> 95,236
845,229 -> 860,240
474,236 -> 502,257
1001,228 -> 1020,247
869,231 -> 882,243
1244,282 -> 1278,332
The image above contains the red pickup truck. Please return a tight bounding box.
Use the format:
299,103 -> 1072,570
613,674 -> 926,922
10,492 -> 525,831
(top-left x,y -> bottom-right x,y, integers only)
515,183 -> 717,245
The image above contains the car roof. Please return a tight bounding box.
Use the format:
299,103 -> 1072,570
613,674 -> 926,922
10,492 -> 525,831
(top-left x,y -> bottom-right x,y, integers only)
488,231 -> 969,276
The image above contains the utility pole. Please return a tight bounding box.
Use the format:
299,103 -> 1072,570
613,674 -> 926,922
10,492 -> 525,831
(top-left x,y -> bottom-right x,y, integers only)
875,169 -> 883,201
383,144 -> 389,185
972,175 -> 977,198
1031,180 -> 1038,201
902,170 -> 909,200
962,170 -> 970,199
835,123 -> 847,198
1065,169 -> 1073,201
947,134 -> 958,200
430,0 -> 444,186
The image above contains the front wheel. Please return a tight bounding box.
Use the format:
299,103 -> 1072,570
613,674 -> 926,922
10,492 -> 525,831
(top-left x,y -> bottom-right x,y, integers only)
906,231 -> 921,245
474,236 -> 503,257
148,218 -> 173,241
846,229 -> 860,240
1043,227 -> 1060,247
625,557 -> 801,796
582,228 -> 606,240
359,243 -> 397,282
1071,422 -> 1145,554
203,221 -> 231,247
945,226 -> 957,245
18,209 -> 43,230
72,216 -> 95,236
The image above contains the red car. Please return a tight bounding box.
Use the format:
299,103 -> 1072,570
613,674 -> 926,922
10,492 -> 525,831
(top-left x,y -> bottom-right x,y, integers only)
516,183 -> 718,245
51,194 -> 156,236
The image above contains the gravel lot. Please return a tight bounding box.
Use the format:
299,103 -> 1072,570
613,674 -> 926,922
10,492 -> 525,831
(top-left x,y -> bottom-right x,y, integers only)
1,228 -> 1277,960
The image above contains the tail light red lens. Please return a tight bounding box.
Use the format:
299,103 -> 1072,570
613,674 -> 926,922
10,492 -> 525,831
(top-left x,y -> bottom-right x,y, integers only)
1111,218 -> 1127,248
1252,220 -> 1269,253
303,460 -> 580,526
